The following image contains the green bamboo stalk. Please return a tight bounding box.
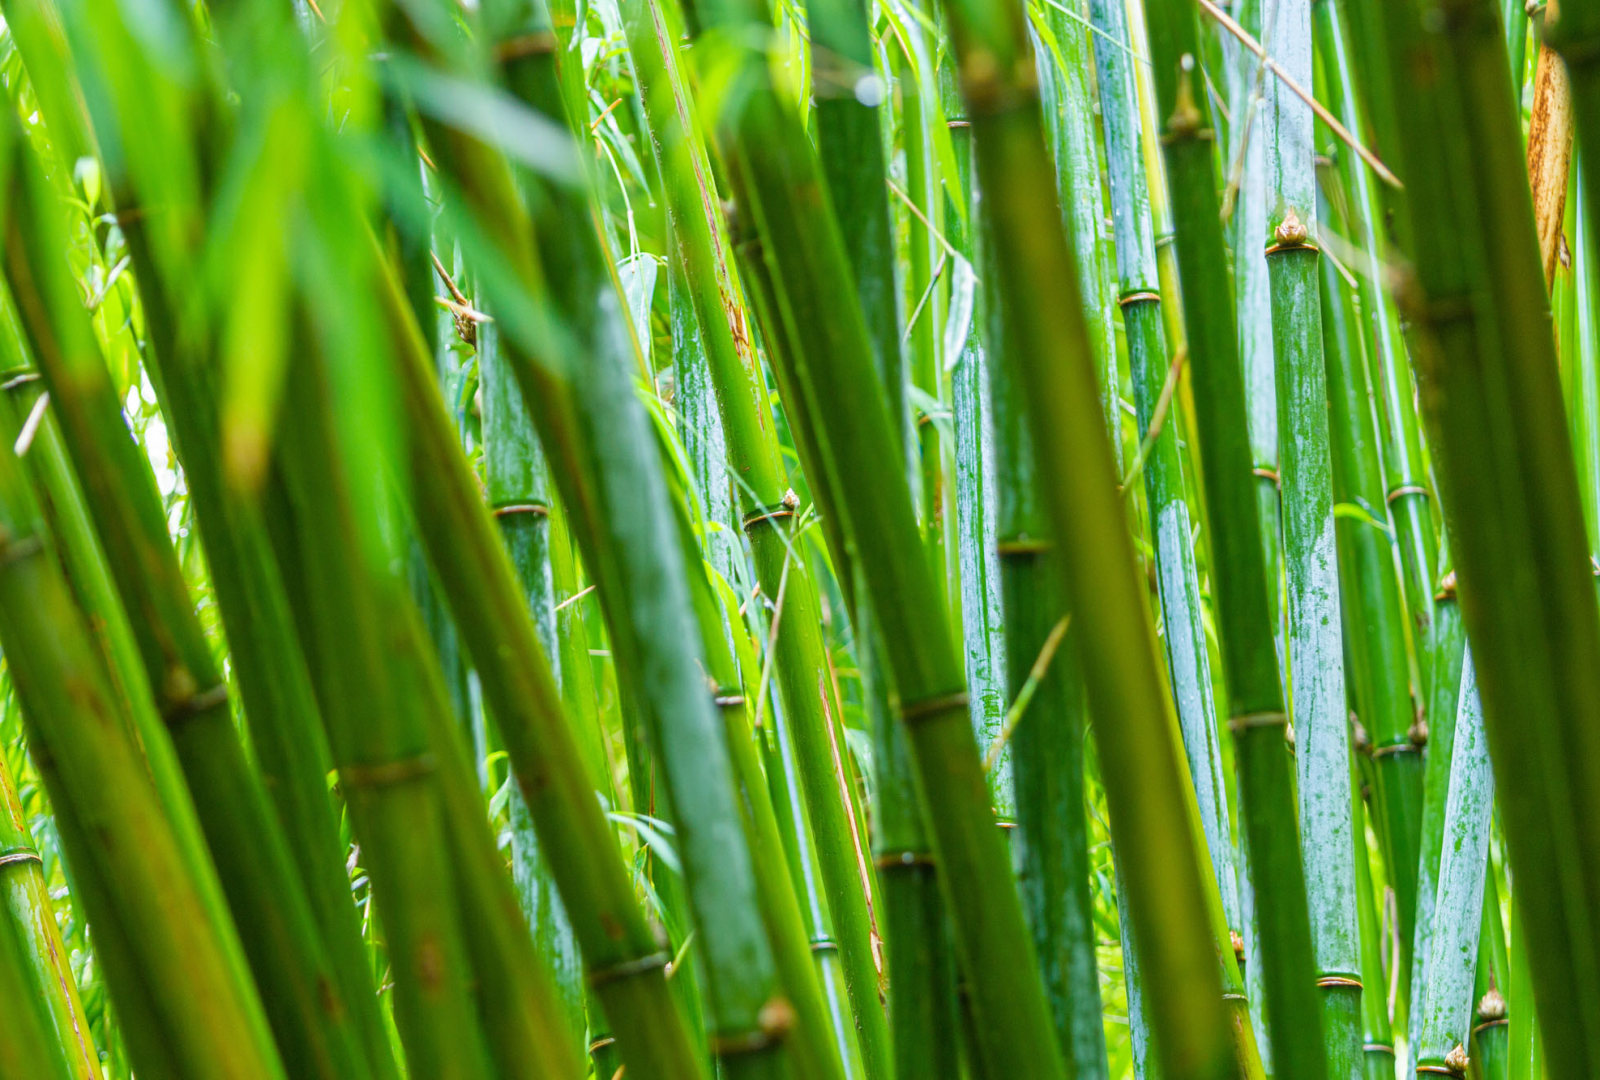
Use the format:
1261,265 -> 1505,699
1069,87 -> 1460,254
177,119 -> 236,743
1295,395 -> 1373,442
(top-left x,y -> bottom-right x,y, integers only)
960,10 -> 1105,1077
1311,0 -> 1428,1009
683,0 -> 1073,1070
0,362 -> 284,1080
1227,0 -> 1287,688
0,373 -> 116,1080
1351,754 -> 1398,1080
270,347 -> 498,1080
666,485 -> 848,1080
1313,0 -> 1439,711
0,675 -> 97,1080
1267,4 -> 1361,1074
1086,11 -> 1270,1073
1139,0 -> 1330,1075
1,6 -> 405,1072
891,10 -> 949,597
480,297 -> 586,1046
1035,0 -> 1120,464
804,0 -> 960,1073
809,0 -> 911,469
0,849 -> 75,1080
934,0 -> 1239,1074
1365,0 -> 1600,1069
0,111 -> 384,1080
403,9 -> 801,1073
373,236 -> 709,1080
942,66 -> 1011,820
1505,903 -> 1542,1080
612,2 -> 890,1068
0,365 -> 187,1080
1413,651 -> 1495,1077
989,290 -> 1107,1079
1471,876 -> 1510,1080
1088,0 -> 1241,943
1410,555 -> 1467,1061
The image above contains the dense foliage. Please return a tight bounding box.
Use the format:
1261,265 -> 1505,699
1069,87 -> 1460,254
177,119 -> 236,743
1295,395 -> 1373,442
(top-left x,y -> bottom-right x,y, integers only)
0,0 -> 1591,1076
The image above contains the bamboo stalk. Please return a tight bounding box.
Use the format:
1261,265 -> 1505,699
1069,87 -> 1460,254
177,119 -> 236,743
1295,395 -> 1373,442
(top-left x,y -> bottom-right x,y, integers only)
936,0 -> 1242,1074
479,291 -> 586,1046
0,683 -> 97,1080
807,0 -> 963,1072
666,485 -> 848,1080
375,232 -> 711,1080
1226,0 -> 1288,697
1264,9 -> 1359,1071
989,277 -> 1108,1080
0,357 -> 284,1080
683,0 -> 1074,1069
1413,652 -> 1495,1076
402,7 -> 802,1073
0,845 -> 76,1080
1139,0 -> 1332,1075
1091,0 -> 1240,940
1,6 -> 407,1073
1471,875 -> 1510,1080
613,1 -> 891,1067
1362,0 -> 1600,1068
0,110 -> 383,1080
1350,754 -> 1398,1080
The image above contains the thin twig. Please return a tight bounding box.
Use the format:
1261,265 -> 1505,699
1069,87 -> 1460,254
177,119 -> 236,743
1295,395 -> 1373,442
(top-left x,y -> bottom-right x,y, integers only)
1120,344 -> 1187,497
886,178 -> 964,265
1196,0 -> 1402,190
984,615 -> 1072,771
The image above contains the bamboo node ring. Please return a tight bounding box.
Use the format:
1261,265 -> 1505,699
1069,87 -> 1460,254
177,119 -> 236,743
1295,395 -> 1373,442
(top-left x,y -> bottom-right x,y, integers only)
0,847 -> 43,870
586,950 -> 670,988
1227,711 -> 1287,735
1370,740 -> 1418,759
873,850 -> 936,869
808,937 -> 839,953
586,1036 -> 615,1054
1221,992 -> 1249,1002
996,537 -> 1052,556
899,690 -> 969,724
713,693 -> 746,708
1386,484 -> 1430,505
163,681 -> 231,729
338,753 -> 437,791
741,491 -> 800,531
1363,1043 -> 1395,1055
1252,467 -> 1281,487
494,32 -> 557,62
1118,290 -> 1161,308
1316,975 -> 1363,989
492,502 -> 550,518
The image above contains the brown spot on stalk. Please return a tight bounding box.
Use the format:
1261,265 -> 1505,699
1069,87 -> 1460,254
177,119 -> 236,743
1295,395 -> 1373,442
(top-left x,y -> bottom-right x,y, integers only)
1527,43 -> 1574,289
417,937 -> 445,990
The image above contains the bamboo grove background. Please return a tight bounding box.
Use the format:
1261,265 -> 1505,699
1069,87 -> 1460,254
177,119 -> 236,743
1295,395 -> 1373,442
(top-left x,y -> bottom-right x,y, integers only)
0,0 -> 1591,1073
